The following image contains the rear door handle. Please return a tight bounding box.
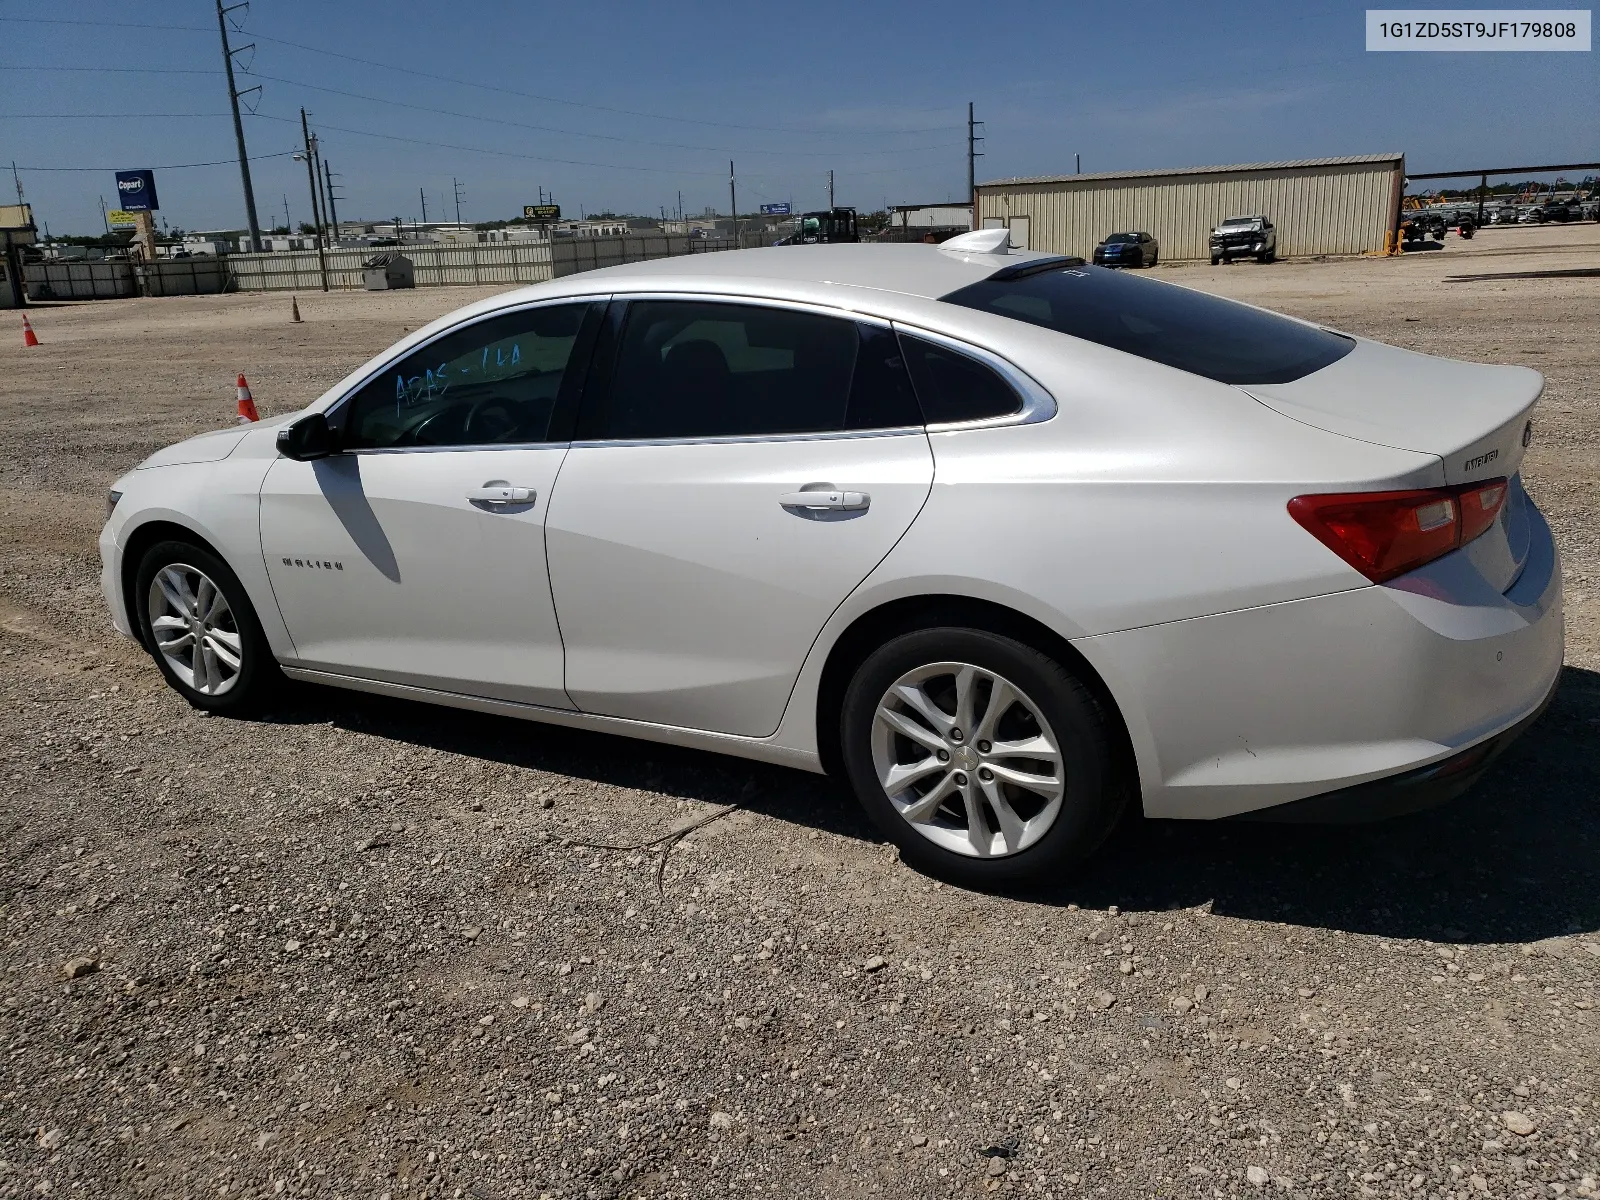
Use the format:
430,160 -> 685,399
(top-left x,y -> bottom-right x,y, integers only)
778,489 -> 869,511
467,485 -> 535,506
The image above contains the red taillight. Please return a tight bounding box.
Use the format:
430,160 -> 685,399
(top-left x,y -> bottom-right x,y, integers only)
1288,478 -> 1508,584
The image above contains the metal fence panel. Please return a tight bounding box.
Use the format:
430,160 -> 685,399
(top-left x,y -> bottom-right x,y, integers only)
25,260 -> 137,300
222,236 -> 758,292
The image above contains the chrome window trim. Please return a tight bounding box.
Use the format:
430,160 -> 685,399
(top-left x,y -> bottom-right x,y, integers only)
890,322 -> 1059,432
324,292 -> 613,444
569,426 -> 925,451
346,441 -> 570,456
599,290 -> 895,329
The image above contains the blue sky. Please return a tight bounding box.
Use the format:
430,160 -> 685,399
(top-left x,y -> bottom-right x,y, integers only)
2,0 -> 1595,235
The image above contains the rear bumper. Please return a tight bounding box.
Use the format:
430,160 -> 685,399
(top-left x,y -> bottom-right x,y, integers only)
1230,669 -> 1558,823
1076,493 -> 1564,820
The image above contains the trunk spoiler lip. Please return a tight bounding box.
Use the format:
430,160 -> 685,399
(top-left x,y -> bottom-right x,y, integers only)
1237,335 -> 1542,465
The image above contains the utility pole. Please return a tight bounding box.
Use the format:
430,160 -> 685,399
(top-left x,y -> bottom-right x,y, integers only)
419,188 -> 428,224
298,107 -> 329,291
677,190 -> 683,222
311,134 -> 332,244
453,177 -> 465,226
282,193 -> 290,234
967,102 -> 984,228
99,196 -> 109,235
1075,153 -> 1080,175
9,162 -> 21,205
217,0 -> 262,252
827,169 -> 834,208
729,160 -> 738,247
322,160 -> 340,241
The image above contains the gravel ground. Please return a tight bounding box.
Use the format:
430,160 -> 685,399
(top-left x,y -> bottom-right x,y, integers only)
1,227 -> 1597,1200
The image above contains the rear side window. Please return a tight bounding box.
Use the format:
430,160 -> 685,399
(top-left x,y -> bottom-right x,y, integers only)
899,335 -> 1022,424
943,264 -> 1352,385
580,300 -> 920,440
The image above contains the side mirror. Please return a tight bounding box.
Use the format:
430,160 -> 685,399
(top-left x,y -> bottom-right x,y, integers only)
276,412 -> 335,461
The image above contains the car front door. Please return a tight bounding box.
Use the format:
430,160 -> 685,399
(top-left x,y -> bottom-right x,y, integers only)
258,300 -> 603,707
543,298 -> 934,737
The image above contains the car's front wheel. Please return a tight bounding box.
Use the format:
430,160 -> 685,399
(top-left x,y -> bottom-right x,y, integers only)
839,627 -> 1125,889
134,540 -> 281,714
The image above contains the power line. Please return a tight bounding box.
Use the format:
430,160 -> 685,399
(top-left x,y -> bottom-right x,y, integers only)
0,16 -> 958,138
0,64 -> 217,74
236,69 -> 963,158
0,113 -> 231,118
13,150 -> 300,171
244,113 -> 728,176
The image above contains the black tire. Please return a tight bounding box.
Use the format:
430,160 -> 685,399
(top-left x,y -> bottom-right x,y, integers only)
1150,251 -> 1158,267
1210,254 -> 1221,266
134,539 -> 282,715
839,627 -> 1126,890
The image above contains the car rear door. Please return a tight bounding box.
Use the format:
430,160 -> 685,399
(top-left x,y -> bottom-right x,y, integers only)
259,300 -> 602,707
543,297 -> 933,737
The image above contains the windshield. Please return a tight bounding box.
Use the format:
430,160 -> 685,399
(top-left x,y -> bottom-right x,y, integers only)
942,263 -> 1354,386
1220,218 -> 1259,229
1105,233 -> 1138,244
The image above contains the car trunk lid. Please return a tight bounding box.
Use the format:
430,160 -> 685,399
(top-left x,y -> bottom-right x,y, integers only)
1243,337 -> 1543,592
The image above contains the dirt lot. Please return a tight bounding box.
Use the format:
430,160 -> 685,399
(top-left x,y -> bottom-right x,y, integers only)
2,226 -> 1597,1200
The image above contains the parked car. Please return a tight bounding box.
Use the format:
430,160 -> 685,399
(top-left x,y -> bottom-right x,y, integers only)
1091,231 -> 1158,268
1519,208 -> 1548,224
1209,215 -> 1277,264
1539,201 -> 1584,223
1491,206 -> 1521,225
100,229 -> 1562,887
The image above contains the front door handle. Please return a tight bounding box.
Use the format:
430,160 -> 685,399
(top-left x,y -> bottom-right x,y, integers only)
778,489 -> 870,512
467,484 -> 535,507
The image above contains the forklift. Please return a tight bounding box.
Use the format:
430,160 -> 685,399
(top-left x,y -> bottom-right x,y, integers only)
795,207 -> 858,244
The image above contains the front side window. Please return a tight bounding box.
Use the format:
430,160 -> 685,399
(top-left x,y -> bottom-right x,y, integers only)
942,263 -> 1353,386
580,300 -> 920,440
340,303 -> 592,449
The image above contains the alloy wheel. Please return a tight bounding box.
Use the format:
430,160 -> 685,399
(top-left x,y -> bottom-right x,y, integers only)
870,661 -> 1065,858
147,563 -> 244,696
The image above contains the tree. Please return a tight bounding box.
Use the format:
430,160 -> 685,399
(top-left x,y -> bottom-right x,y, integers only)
297,222 -> 317,235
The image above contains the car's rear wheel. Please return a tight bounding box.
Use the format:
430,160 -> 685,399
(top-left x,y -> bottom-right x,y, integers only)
1211,254 -> 1221,265
134,540 -> 281,714
839,627 -> 1125,889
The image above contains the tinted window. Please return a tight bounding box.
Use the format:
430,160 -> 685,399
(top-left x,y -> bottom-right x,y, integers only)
341,303 -> 590,449
582,301 -> 920,440
942,264 -> 1353,386
899,335 -> 1022,424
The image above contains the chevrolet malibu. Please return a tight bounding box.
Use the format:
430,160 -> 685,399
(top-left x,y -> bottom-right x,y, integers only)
100,228 -> 1563,888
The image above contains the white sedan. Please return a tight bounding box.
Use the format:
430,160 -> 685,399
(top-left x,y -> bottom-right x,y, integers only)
99,228 -> 1563,887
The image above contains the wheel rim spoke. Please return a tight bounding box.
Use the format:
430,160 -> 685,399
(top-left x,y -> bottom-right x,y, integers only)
974,678 -> 1016,745
870,658 -> 1067,861
984,760 -> 1061,797
876,705 -> 946,755
156,569 -> 191,617
982,778 -> 1028,855
899,773 -> 959,823
204,634 -> 242,673
882,754 -> 946,793
891,682 -> 954,738
960,783 -> 993,856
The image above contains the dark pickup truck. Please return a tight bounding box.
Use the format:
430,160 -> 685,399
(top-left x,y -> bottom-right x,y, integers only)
1209,216 -> 1277,264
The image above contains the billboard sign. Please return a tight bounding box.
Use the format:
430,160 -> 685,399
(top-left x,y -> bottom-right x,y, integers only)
106,210 -> 138,229
114,170 -> 159,212
523,204 -> 561,220
760,202 -> 792,216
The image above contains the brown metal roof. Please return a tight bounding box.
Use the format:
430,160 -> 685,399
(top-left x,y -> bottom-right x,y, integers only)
980,154 -> 1405,190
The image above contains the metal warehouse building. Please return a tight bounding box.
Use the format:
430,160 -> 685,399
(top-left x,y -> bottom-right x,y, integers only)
975,153 -> 1404,262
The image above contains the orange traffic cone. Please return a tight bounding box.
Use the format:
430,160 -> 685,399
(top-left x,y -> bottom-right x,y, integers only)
235,374 -> 259,423
21,315 -> 40,348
